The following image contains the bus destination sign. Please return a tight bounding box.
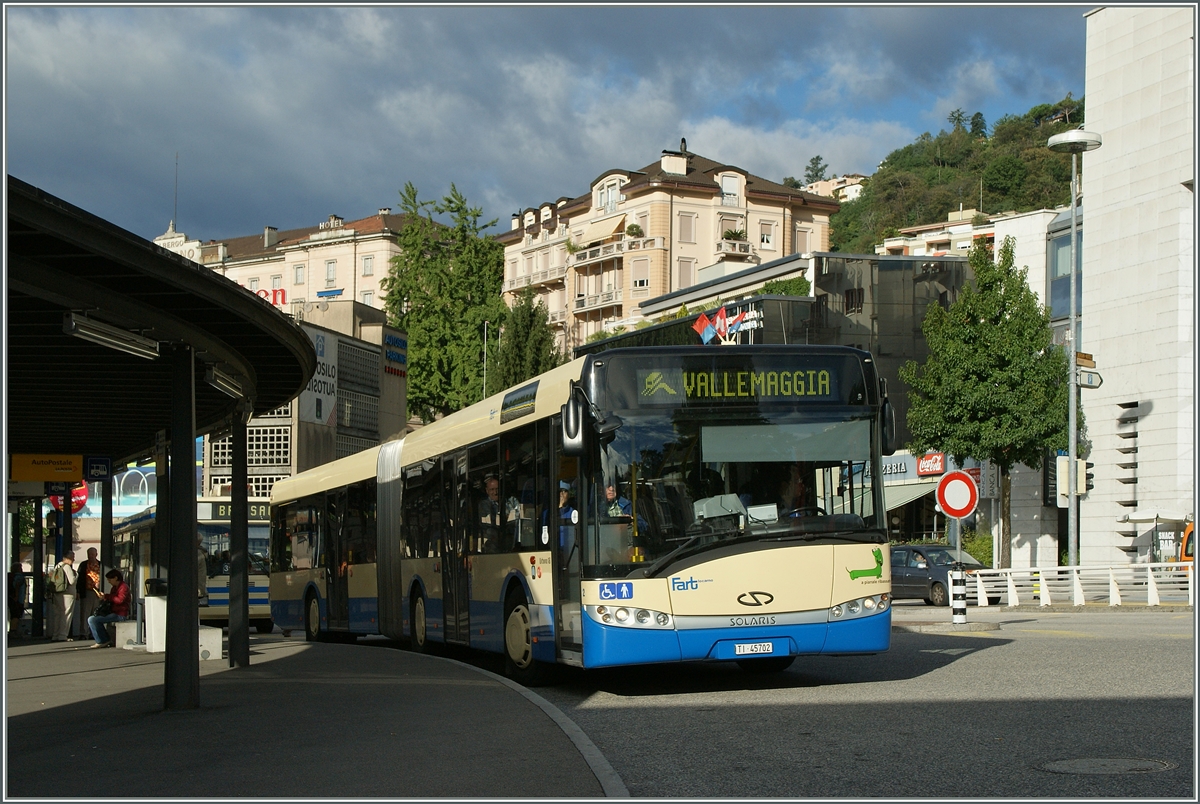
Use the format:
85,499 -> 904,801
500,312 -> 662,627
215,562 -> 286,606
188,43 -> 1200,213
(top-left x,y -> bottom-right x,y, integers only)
636,366 -> 838,406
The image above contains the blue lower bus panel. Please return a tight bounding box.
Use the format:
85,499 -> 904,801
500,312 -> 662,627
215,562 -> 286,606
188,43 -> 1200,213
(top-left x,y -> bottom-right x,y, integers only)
581,609 -> 891,668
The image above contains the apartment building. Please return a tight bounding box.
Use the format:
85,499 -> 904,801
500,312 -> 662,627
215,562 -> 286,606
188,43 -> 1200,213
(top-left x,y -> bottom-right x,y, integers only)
495,141 -> 839,351
803,174 -> 866,203
875,207 -> 996,257
152,208 -> 416,314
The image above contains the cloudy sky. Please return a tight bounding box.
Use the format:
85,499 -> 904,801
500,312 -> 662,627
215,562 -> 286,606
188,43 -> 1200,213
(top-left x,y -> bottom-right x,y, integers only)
5,5 -> 1086,243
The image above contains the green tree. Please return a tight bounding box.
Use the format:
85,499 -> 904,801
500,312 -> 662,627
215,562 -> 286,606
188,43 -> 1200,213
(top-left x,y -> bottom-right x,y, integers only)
898,236 -> 1071,568
489,286 -> 563,395
947,108 -> 967,130
381,182 -> 507,422
969,112 -> 988,138
781,176 -> 803,189
760,275 -> 811,296
803,155 -> 828,185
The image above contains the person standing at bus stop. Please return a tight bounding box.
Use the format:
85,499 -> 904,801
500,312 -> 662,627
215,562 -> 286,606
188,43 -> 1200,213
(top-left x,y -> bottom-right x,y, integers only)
8,560 -> 27,639
74,547 -> 102,639
47,551 -> 77,642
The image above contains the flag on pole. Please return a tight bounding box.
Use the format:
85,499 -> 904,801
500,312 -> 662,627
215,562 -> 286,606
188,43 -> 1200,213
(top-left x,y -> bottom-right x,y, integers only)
714,307 -> 728,340
727,310 -> 746,335
692,312 -> 716,344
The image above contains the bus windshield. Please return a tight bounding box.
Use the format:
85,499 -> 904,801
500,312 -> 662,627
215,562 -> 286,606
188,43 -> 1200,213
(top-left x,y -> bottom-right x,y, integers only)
586,407 -> 883,577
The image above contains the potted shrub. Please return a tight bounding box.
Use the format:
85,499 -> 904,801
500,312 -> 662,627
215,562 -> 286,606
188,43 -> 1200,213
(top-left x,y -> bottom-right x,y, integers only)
625,223 -> 644,239
722,229 -> 746,241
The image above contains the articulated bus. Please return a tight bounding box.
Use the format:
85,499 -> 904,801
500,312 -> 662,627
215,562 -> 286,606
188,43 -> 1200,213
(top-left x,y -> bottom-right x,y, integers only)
269,345 -> 896,682
114,497 -> 275,633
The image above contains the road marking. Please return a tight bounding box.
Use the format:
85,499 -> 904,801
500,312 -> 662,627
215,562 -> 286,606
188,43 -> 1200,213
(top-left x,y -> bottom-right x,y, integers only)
1017,629 -> 1096,638
919,648 -> 973,655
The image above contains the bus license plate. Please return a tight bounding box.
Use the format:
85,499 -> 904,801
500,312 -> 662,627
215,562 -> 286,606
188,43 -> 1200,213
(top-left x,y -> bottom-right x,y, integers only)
735,642 -> 773,655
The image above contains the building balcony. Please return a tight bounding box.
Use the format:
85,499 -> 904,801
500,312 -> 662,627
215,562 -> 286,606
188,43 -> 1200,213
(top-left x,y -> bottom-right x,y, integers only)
568,236 -> 665,268
720,193 -> 741,207
573,288 -> 623,313
715,239 -> 755,258
504,274 -> 532,291
547,309 -> 568,325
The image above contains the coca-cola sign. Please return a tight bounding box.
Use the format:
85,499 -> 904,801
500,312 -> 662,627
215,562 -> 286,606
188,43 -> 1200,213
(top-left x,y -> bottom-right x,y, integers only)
916,452 -> 945,476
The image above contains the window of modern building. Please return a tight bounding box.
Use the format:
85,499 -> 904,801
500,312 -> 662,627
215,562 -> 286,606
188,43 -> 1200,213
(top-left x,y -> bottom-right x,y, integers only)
294,264 -> 305,284
1046,230 -> 1082,321
508,259 -> 518,280
844,287 -> 864,314
362,255 -> 374,276
759,222 -> 774,249
524,255 -> 534,274
325,260 -> 337,288
360,291 -> 374,306
271,274 -> 282,289
248,278 -> 259,291
679,213 -> 696,243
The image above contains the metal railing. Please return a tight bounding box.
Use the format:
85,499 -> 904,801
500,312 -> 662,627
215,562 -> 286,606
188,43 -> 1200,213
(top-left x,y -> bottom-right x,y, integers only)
715,239 -> 754,256
568,237 -> 665,268
968,562 -> 1193,607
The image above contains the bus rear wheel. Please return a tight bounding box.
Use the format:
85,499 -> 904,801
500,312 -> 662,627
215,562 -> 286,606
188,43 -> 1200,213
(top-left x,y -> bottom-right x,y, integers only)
503,591 -> 552,686
304,594 -> 321,642
737,656 -> 795,673
410,593 -> 430,653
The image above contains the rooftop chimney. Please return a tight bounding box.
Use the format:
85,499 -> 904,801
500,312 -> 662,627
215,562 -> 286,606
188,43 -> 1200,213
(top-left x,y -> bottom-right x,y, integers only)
378,207 -> 390,216
263,226 -> 278,249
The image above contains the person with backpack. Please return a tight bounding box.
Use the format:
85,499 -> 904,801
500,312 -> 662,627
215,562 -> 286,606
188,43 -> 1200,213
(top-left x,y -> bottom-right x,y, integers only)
46,551 -> 78,642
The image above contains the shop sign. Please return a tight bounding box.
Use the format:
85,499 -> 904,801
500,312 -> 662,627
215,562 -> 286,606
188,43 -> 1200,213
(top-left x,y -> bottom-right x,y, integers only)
916,452 -> 946,476
49,483 -> 89,514
10,454 -> 82,482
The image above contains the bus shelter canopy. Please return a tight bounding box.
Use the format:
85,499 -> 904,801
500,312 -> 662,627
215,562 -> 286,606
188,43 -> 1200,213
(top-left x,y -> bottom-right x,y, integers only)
6,176 -> 316,466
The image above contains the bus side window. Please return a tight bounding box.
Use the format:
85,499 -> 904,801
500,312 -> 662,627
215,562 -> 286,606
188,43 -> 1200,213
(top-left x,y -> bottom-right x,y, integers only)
501,424 -> 539,550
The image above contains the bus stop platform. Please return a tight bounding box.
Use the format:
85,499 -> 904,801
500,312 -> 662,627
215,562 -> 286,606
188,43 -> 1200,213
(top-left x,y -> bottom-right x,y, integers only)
5,632 -> 626,798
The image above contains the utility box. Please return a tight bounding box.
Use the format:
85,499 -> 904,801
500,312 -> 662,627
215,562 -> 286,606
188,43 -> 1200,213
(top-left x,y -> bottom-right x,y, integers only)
198,625 -> 222,661
144,595 -> 167,653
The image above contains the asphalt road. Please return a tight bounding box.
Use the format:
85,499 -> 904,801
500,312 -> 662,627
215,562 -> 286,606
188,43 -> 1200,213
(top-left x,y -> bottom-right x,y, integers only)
549,605 -> 1194,797
432,603 -> 1194,798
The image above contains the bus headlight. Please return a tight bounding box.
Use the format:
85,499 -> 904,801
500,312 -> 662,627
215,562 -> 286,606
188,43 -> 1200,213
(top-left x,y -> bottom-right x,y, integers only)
829,595 -> 889,622
586,605 -> 673,629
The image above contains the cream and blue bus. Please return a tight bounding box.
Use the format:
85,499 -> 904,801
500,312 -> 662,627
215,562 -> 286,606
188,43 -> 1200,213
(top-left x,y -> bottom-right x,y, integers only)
269,345 -> 896,682
114,497 -> 275,633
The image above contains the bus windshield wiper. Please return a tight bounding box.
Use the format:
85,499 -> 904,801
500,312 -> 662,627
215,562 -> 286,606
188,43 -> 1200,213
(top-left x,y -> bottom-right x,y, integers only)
641,534 -> 706,578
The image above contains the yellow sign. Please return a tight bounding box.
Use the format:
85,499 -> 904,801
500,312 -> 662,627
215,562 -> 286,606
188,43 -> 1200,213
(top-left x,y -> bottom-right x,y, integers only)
9,454 -> 83,482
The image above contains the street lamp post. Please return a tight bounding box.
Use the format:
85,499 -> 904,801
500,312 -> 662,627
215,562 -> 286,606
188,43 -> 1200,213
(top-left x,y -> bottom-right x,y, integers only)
1048,128 -> 1102,567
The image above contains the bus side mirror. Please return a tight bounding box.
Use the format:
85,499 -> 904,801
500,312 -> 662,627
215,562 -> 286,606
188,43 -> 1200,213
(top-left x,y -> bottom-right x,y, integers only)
880,378 -> 897,456
562,382 -> 586,457
881,400 -> 897,456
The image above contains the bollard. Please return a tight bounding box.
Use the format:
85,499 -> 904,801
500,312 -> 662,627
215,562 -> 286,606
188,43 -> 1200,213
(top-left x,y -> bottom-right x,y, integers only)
950,565 -> 967,624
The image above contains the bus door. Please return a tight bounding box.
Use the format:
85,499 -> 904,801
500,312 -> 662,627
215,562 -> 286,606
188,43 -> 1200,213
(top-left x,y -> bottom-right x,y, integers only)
324,489 -> 350,630
553,418 -> 583,651
441,453 -> 471,644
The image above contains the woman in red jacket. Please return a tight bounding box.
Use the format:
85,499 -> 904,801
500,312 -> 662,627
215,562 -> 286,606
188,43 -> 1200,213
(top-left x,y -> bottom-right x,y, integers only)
87,569 -> 130,648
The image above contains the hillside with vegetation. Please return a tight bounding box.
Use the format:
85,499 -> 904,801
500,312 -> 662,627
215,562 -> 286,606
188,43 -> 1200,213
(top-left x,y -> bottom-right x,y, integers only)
828,95 -> 1085,254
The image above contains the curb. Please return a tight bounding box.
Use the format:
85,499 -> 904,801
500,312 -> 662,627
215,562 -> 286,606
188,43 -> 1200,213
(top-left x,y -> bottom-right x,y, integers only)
893,621 -> 1001,632
423,652 -> 630,798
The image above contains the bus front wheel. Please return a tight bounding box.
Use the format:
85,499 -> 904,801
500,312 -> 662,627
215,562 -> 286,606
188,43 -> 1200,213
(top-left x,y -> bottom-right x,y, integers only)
503,591 -> 552,686
410,593 -> 430,653
304,594 -> 321,642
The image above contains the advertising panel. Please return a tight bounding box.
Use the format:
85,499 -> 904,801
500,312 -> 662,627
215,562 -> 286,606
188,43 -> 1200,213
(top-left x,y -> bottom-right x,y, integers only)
299,325 -> 338,427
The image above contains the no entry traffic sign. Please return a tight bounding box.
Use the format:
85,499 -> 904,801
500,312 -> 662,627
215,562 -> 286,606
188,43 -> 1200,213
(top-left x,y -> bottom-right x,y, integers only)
936,470 -> 978,519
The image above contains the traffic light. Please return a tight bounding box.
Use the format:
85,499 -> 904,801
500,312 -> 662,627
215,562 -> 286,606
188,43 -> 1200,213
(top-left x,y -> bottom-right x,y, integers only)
1080,459 -> 1095,494
1056,455 -> 1070,498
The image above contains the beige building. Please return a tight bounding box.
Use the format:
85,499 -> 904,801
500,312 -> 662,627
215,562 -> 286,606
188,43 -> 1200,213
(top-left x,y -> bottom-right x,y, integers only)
153,208 -> 416,315
496,142 -> 839,351
875,207 -> 996,257
803,174 -> 866,203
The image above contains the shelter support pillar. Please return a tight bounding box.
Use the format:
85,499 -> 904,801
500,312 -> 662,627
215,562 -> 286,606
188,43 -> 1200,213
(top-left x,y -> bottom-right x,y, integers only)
229,405 -> 251,668
165,345 -> 199,711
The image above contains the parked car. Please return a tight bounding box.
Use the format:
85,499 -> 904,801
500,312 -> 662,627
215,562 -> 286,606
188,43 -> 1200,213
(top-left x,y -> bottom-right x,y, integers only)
889,544 -> 997,606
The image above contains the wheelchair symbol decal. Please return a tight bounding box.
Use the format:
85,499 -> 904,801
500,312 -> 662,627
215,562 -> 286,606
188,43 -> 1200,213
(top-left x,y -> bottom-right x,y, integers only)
598,582 -> 634,601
